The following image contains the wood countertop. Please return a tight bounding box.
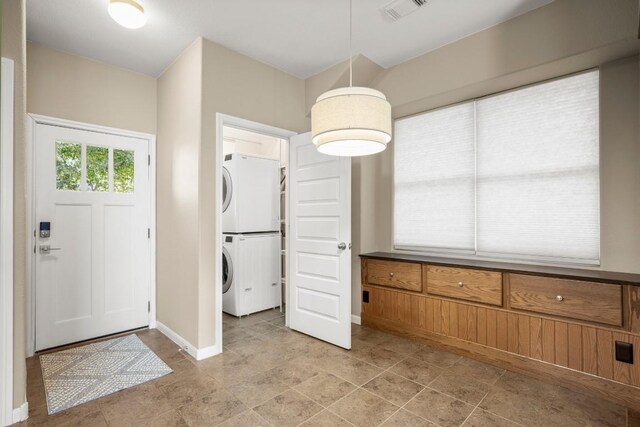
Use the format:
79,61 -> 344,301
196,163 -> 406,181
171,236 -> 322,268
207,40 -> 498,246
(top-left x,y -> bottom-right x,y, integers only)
360,252 -> 640,286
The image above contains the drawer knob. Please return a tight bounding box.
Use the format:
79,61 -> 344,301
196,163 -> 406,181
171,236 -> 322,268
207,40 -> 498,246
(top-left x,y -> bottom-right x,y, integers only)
458,282 -> 464,288
556,295 -> 564,302
389,272 -> 394,277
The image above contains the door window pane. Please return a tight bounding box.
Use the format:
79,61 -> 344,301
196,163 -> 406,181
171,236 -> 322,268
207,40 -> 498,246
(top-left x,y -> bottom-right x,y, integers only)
86,146 -> 109,192
114,149 -> 135,193
56,142 -> 82,191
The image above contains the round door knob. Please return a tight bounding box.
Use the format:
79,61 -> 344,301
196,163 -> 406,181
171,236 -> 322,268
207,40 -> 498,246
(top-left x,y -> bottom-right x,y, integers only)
556,295 -> 564,302
389,272 -> 394,277
337,242 -> 347,250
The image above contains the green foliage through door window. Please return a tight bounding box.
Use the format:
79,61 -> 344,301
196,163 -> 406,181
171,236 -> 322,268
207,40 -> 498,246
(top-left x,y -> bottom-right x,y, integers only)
86,146 -> 109,192
114,149 -> 135,193
56,142 -> 81,191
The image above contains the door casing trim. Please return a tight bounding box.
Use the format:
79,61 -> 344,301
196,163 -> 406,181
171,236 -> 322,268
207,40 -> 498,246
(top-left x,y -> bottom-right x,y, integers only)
215,113 -> 296,357
26,114 -> 157,356
1,57 -> 15,427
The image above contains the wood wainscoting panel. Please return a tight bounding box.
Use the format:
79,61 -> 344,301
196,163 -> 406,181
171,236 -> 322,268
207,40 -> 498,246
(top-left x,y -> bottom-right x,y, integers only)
425,298 -> 434,332
486,309 -> 497,348
530,316 -> 543,361
467,305 -> 478,343
361,285 -> 638,392
597,329 -> 614,380
457,304 -> 468,341
449,301 -> 459,339
433,299 -> 442,334
361,255 -> 640,412
517,315 -> 530,358
542,319 -> 555,364
362,312 -> 640,412
507,313 -> 519,353
567,324 -> 583,371
582,326 -> 598,375
555,322 -> 569,368
496,311 -> 508,351
477,307 -> 487,345
442,300 -> 451,336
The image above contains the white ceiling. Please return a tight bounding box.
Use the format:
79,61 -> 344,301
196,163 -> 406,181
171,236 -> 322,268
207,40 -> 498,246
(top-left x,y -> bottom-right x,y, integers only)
26,0 -> 553,79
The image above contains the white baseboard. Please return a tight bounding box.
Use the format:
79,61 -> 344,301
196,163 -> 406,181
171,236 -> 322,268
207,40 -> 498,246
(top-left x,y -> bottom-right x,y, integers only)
154,322 -> 220,361
12,401 -> 28,423
351,315 -> 362,325
196,345 -> 220,360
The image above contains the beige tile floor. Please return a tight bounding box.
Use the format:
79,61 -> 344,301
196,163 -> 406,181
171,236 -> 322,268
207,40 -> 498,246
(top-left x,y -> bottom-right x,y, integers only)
19,309 -> 639,426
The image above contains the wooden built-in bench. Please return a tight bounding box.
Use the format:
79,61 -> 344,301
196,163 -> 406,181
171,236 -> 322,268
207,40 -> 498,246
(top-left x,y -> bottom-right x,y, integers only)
360,252 -> 640,411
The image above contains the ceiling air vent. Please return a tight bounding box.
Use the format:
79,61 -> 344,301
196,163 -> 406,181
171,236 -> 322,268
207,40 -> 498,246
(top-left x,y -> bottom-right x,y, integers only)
382,0 -> 427,22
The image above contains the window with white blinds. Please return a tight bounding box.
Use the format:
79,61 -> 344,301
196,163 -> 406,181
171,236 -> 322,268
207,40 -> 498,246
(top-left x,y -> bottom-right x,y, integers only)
393,70 -> 600,264
394,102 -> 476,252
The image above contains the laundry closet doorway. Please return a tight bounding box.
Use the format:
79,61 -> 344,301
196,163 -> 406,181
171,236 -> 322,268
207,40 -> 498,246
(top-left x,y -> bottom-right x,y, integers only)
215,114 -> 353,353
221,124 -> 288,318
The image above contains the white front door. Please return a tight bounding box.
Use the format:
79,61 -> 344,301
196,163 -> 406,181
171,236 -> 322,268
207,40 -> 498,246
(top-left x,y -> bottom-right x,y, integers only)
288,132 -> 351,349
35,123 -> 150,351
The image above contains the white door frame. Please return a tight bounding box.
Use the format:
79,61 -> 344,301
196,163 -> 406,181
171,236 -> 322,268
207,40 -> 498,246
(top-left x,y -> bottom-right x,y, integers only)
215,113 -> 296,355
1,57 -> 15,427
26,114 -> 157,356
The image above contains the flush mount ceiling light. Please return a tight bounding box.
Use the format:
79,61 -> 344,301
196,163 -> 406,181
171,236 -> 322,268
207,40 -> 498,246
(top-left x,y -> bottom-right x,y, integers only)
108,0 -> 147,29
311,0 -> 392,157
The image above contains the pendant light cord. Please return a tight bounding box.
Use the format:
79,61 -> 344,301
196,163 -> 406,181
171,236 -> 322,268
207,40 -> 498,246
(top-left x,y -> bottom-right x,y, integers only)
349,0 -> 353,87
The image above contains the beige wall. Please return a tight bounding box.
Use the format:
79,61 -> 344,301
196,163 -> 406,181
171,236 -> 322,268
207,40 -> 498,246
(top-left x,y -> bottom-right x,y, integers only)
198,38 -> 308,348
305,55 -> 383,115
154,0 -> 639,331
599,56 -> 640,272
2,0 -> 27,410
7,0 -> 640,405
374,0 -> 638,110
156,39 -> 203,347
27,42 -> 157,134
155,37 -> 308,349
309,0 -> 640,317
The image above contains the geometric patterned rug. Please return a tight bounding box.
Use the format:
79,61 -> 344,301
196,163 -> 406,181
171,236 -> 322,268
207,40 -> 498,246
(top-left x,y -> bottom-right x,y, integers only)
40,334 -> 173,414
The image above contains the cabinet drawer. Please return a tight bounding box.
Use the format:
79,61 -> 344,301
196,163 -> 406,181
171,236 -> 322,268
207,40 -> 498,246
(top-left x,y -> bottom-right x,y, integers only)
509,274 -> 622,326
426,265 -> 502,306
367,259 -> 422,292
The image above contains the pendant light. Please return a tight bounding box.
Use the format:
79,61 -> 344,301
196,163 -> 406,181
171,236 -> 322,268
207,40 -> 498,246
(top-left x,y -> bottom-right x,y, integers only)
311,0 -> 392,157
108,0 -> 147,29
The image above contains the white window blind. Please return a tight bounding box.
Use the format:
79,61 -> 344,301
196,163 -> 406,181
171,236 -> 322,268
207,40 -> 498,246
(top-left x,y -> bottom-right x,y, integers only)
476,71 -> 599,262
393,70 -> 600,264
394,102 -> 475,252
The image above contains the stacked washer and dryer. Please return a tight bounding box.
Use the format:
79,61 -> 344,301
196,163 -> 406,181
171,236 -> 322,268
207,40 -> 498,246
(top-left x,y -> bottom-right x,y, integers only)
222,154 -> 282,317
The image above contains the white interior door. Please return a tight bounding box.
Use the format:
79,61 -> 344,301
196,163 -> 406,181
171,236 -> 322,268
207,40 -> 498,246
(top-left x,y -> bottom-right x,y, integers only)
35,123 -> 150,351
288,132 -> 351,349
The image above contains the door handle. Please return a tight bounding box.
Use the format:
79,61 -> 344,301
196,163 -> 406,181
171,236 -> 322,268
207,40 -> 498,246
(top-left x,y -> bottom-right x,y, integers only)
39,245 -> 62,254
338,242 -> 347,250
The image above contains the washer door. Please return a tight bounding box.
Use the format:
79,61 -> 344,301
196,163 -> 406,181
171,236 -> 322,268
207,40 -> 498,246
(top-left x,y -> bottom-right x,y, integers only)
222,246 -> 233,294
222,166 -> 232,213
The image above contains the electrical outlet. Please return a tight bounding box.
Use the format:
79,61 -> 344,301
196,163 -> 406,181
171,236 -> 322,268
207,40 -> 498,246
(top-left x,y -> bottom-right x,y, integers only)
615,341 -> 633,364
363,290 -> 369,303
